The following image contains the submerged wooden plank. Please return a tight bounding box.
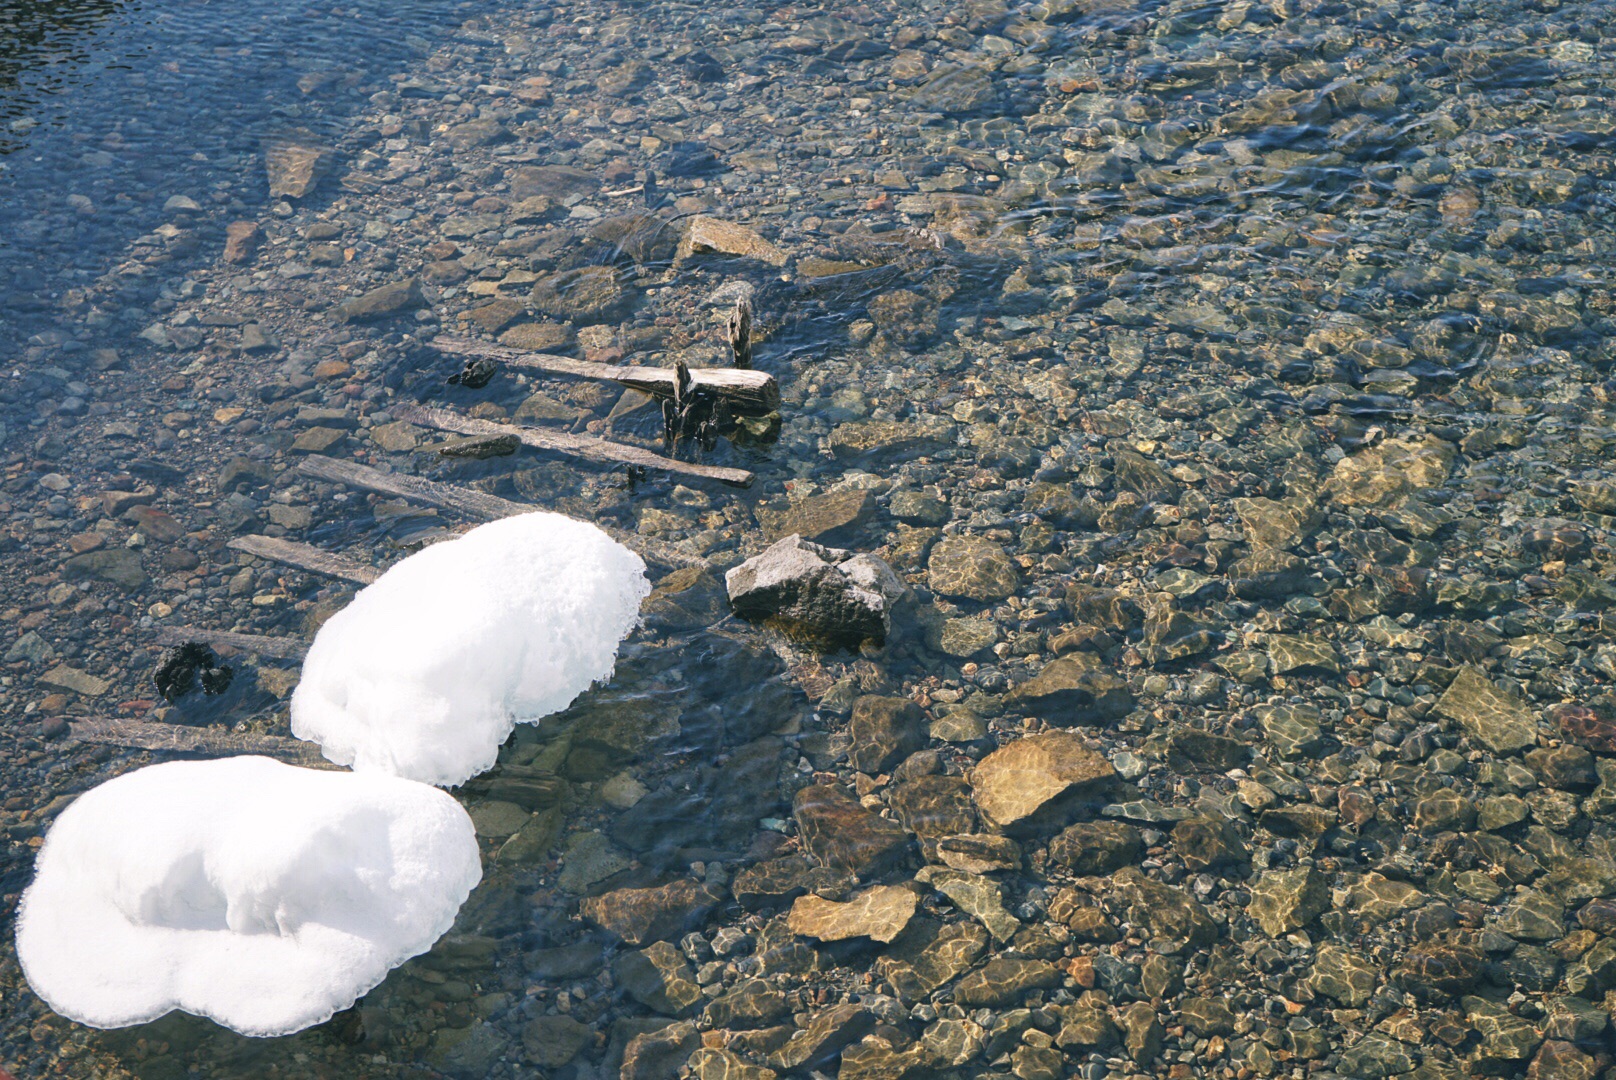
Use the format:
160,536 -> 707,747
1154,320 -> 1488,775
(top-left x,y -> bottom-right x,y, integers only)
151,626 -> 306,661
298,455 -> 528,520
66,718 -> 335,767
394,402 -> 754,487
228,535 -> 380,585
433,334 -> 779,414
296,455 -> 709,570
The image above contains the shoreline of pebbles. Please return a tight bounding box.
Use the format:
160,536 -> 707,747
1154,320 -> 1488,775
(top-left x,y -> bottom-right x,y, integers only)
4,0 -> 1616,1078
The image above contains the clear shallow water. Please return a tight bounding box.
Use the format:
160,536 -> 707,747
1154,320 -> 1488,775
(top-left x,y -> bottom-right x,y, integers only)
2,0 -> 1616,1076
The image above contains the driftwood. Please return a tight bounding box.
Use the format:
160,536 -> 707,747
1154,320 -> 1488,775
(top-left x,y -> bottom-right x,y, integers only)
394,402 -> 754,487
296,456 -> 707,570
432,334 -> 778,415
727,296 -> 753,369
151,626 -> 306,661
66,718 -> 335,767
228,535 -> 380,585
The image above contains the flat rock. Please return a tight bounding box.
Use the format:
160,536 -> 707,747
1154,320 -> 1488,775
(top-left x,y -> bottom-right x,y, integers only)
767,1004 -> 877,1073
935,833 -> 1022,873
888,775 -> 976,855
336,278 -> 426,323
522,1014 -> 591,1069
1046,821 -> 1142,875
917,867 -> 1020,942
787,884 -> 918,943
61,548 -> 146,590
875,921 -> 989,1003
581,878 -> 726,946
679,217 -> 788,267
759,488 -> 875,545
928,534 -> 1018,602
264,129 -> 331,198
1112,866 -> 1219,952
39,664 -> 110,697
1434,665 -> 1538,754
530,265 -> 622,320
970,730 -> 1117,828
732,855 -> 852,910
687,1048 -> 779,1080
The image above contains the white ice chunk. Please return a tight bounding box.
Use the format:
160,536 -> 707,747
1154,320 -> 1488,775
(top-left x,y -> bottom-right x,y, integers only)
290,512 -> 650,787
15,757 -> 480,1037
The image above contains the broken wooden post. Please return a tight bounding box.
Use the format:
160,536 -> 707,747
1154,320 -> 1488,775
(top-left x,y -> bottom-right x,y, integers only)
227,535 -> 380,585
431,334 -> 778,415
394,402 -> 754,487
728,296 -> 753,369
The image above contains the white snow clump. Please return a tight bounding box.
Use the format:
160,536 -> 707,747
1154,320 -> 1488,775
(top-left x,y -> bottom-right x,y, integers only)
15,756 -> 480,1037
291,512 -> 650,787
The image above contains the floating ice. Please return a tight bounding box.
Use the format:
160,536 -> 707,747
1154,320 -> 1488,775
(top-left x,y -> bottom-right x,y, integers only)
291,512 -> 650,787
15,757 -> 480,1037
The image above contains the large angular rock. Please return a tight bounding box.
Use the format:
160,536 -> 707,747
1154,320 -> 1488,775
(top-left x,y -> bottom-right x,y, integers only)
1111,867 -> 1218,952
1249,866 -> 1330,936
793,784 -> 911,876
787,885 -> 918,943
888,775 -> 976,849
616,941 -> 704,1016
581,878 -> 725,946
1434,665 -> 1539,754
621,1021 -> 699,1080
952,958 -> 1061,1007
1047,821 -> 1142,875
766,1004 -> 877,1072
733,856 -> 852,910
970,731 -> 1117,828
849,695 -> 926,773
1007,655 -> 1134,725
875,921 -> 990,1003
727,535 -> 905,644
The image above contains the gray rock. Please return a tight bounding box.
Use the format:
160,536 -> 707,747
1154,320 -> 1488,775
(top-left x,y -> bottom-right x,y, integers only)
727,535 -> 905,644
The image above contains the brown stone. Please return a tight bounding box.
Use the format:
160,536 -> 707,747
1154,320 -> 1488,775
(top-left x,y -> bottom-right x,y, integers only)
222,220 -> 260,264
793,784 -> 911,876
970,731 -> 1117,828
787,885 -> 918,943
581,878 -> 726,946
848,695 -> 925,774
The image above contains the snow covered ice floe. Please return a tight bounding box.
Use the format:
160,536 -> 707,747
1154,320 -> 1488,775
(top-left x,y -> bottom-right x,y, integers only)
15,756 -> 480,1037
290,512 -> 650,787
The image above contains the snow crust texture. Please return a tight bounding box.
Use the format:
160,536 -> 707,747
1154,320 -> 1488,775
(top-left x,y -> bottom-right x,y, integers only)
15,757 -> 480,1036
290,513 -> 650,787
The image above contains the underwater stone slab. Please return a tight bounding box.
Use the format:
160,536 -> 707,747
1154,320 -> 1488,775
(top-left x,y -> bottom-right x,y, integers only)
1434,665 -> 1538,755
